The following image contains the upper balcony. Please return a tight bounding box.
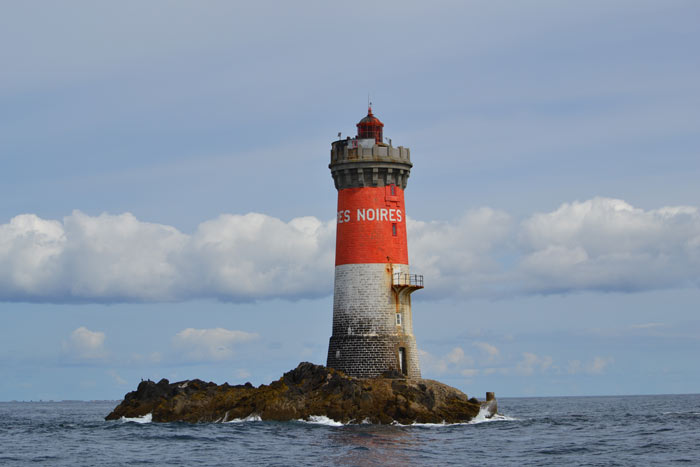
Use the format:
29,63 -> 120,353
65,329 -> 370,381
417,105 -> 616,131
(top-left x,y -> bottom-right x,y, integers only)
329,139 -> 413,190
330,138 -> 411,165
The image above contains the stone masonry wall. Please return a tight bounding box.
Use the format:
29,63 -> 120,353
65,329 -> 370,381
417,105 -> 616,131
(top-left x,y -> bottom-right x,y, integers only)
327,263 -> 421,379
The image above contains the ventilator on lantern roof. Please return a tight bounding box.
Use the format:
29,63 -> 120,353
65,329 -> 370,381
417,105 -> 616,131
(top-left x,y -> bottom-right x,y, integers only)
356,106 -> 384,144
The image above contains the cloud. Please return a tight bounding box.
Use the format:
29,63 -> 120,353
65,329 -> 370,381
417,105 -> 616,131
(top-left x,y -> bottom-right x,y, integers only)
62,326 -> 106,359
107,370 -> 127,385
172,328 -> 258,362
480,352 -> 555,377
567,356 -> 614,375
473,342 -> 500,362
412,197 -> 700,298
0,210 -> 334,303
420,343 -> 617,379
589,357 -> 613,374
234,369 -> 251,380
516,197 -> 700,294
515,352 -> 554,376
419,347 -> 476,375
408,208 -> 512,298
180,213 -> 335,301
491,353 -> 611,377
0,197 -> 699,303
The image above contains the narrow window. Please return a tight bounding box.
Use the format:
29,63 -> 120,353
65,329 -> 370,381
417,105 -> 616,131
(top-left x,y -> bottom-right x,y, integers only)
335,350 -> 340,359
390,184 -> 396,196
392,223 -> 397,236
396,313 -> 402,326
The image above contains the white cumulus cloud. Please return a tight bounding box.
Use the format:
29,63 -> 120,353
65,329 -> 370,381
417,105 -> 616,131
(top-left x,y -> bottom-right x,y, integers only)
516,197 -> 700,294
0,210 -> 334,303
180,213 -> 335,301
0,214 -> 65,299
408,207 -> 512,297
62,326 -> 106,359
172,328 -> 258,361
411,197 -> 700,298
0,197 -> 699,303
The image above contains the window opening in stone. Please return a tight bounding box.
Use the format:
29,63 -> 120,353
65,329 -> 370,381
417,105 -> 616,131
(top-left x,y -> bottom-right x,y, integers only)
390,184 -> 396,196
392,223 -> 397,236
396,313 -> 402,326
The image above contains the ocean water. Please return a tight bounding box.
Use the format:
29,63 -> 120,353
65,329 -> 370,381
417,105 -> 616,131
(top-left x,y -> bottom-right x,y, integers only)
1,394 -> 699,466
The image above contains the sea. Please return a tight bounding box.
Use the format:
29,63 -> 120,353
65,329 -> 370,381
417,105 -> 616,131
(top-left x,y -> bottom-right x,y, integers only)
1,394 -> 699,466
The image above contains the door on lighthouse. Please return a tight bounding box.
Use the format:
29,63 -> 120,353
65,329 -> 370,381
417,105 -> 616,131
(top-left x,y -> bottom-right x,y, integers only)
399,347 -> 407,375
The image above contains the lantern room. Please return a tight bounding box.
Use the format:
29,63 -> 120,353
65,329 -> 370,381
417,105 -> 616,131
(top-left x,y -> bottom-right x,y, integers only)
356,106 -> 384,144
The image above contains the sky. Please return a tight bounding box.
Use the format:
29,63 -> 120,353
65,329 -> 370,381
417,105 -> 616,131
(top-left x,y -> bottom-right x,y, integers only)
1,0 -> 699,401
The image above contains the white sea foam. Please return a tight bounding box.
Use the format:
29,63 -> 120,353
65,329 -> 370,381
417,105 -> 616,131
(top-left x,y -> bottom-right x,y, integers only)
468,408 -> 517,425
221,407 -> 516,426
120,413 -> 152,424
402,420 -> 449,427
225,413 -> 262,423
297,415 -> 345,426
404,406 -> 517,427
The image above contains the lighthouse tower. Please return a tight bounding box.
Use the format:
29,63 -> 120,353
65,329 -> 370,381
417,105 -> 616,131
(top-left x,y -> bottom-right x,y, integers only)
326,107 -> 423,379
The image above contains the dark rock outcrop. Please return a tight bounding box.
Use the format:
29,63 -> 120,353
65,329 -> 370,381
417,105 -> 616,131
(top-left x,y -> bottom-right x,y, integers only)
106,362 -> 497,424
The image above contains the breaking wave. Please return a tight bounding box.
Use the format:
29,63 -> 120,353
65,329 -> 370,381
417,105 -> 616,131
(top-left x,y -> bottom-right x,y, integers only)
119,413 -> 152,424
290,406 -> 517,427
407,406 -> 517,427
224,414 -> 262,423
296,415 -> 345,426
115,407 -> 515,426
469,411 -> 517,425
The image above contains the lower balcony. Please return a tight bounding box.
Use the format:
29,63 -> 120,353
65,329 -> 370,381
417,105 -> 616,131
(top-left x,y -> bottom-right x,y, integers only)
392,273 -> 424,294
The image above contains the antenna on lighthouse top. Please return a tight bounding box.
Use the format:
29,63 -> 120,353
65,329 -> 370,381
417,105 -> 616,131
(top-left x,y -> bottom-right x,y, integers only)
368,93 -> 372,113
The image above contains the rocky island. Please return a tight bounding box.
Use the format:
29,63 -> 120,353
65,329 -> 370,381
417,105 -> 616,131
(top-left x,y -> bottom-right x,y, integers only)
106,362 -> 497,424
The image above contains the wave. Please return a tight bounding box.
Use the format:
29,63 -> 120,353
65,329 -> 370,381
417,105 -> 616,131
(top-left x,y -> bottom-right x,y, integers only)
219,406 -> 516,427
296,415 -> 345,426
406,406 -> 517,427
119,413 -> 152,424
295,406 -> 517,427
224,413 -> 262,423
469,410 -> 517,425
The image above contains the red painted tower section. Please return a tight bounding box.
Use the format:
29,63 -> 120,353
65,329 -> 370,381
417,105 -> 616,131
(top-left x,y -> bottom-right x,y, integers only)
327,108 -> 423,379
335,186 -> 408,266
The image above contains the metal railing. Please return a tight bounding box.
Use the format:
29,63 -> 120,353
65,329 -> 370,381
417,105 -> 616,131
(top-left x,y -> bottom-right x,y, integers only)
393,273 -> 424,288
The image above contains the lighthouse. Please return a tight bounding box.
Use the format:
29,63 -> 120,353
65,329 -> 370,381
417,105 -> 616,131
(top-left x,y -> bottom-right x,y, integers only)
326,107 -> 423,379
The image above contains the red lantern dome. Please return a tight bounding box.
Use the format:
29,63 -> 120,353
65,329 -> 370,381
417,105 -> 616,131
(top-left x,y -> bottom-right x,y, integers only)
356,106 -> 384,144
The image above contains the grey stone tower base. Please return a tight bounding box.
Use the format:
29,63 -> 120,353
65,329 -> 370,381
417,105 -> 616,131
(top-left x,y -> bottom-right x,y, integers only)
326,263 -> 421,379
